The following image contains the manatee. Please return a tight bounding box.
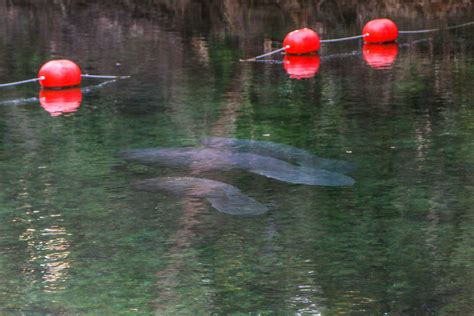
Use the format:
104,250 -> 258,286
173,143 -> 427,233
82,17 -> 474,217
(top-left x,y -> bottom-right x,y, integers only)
133,177 -> 268,215
200,137 -> 357,174
120,147 -> 355,186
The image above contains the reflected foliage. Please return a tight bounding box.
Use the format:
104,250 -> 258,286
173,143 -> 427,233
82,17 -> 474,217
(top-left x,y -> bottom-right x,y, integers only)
0,0 -> 473,314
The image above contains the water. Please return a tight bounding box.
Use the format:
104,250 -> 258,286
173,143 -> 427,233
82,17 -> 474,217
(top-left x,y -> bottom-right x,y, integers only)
0,1 -> 473,314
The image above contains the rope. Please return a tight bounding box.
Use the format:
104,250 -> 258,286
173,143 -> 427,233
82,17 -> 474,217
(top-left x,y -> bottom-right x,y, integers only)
320,50 -> 360,61
81,74 -> 131,79
0,97 -> 38,106
398,38 -> 433,48
400,21 -> 474,34
240,46 -> 288,62
320,33 -> 368,43
252,59 -> 284,64
80,79 -> 117,93
0,77 -> 44,88
399,29 -> 438,34
0,74 -> 129,88
241,33 -> 368,62
445,21 -> 474,30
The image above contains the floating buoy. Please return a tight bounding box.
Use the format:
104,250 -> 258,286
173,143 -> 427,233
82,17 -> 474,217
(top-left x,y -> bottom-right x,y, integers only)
362,18 -> 398,43
363,43 -> 398,69
283,55 -> 320,79
283,28 -> 321,55
38,59 -> 82,89
1,59 -> 128,93
39,88 -> 82,116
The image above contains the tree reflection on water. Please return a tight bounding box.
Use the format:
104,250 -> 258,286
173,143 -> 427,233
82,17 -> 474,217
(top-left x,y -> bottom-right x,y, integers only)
0,0 -> 473,315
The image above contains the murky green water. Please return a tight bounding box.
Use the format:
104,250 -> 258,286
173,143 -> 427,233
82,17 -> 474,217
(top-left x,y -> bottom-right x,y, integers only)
1,2 -> 473,314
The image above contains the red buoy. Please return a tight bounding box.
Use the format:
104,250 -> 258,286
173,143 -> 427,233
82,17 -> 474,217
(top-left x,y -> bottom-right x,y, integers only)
363,43 -> 398,69
39,88 -> 82,116
283,55 -> 320,79
283,28 -> 320,55
38,59 -> 82,89
362,18 -> 398,43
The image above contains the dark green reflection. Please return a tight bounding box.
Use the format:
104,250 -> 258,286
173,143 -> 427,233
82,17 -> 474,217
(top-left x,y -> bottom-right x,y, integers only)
0,1 -> 473,315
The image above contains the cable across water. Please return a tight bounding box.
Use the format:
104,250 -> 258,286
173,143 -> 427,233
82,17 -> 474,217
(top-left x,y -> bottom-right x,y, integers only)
400,21 -> 474,34
0,77 -> 44,88
81,74 -> 131,79
241,33 -> 368,61
320,34 -> 368,43
240,46 -> 287,62
0,74 -> 130,88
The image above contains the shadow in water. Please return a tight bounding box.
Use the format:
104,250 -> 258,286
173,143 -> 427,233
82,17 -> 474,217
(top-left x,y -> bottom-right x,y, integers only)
133,176 -> 268,215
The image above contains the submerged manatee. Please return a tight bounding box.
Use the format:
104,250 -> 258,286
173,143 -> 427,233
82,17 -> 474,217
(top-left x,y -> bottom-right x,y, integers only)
120,147 -> 355,186
200,137 -> 357,174
133,177 -> 268,215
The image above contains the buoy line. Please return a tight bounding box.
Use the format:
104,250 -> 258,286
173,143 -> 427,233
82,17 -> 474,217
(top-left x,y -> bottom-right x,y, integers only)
320,34 -> 368,43
0,74 -> 128,88
0,79 -> 119,110
81,74 -> 130,79
0,59 -> 129,89
0,77 -> 44,88
399,21 -> 474,34
240,19 -> 473,62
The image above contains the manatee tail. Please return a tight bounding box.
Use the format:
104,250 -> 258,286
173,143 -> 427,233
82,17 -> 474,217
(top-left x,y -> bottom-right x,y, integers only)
248,166 -> 355,186
207,194 -> 268,215
133,176 -> 268,215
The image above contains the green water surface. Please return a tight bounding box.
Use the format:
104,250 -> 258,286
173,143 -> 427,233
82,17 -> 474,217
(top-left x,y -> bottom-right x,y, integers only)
0,2 -> 473,315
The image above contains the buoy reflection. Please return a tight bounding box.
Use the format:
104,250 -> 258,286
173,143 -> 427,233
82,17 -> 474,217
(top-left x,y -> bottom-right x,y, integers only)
39,88 -> 83,116
362,43 -> 398,69
283,55 -> 320,79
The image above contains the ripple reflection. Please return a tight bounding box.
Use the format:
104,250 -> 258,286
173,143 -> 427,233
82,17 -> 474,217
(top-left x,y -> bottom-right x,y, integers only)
18,215 -> 71,293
